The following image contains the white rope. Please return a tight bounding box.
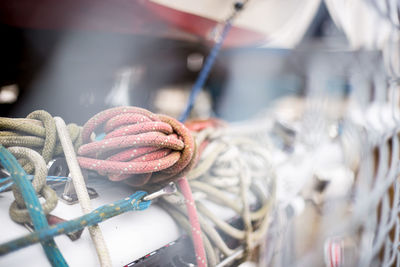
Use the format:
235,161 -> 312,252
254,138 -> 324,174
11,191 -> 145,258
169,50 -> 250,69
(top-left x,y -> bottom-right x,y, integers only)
54,117 -> 112,267
187,128 -> 275,262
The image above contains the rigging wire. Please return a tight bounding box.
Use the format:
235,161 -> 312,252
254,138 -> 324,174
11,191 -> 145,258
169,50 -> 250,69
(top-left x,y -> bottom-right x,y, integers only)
179,1 -> 249,122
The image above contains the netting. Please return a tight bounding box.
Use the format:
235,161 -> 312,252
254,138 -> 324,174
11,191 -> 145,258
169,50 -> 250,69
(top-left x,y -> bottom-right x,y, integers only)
251,1 -> 400,266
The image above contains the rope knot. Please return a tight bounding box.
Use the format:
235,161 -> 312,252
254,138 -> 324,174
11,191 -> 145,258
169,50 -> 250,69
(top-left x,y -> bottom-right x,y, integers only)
78,107 -> 196,187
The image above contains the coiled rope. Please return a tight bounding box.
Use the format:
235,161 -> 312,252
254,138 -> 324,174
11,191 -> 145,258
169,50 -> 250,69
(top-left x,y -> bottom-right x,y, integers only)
76,107 -> 209,266
0,110 -> 81,223
77,107 -> 196,188
162,121 -> 276,265
0,141 -> 153,265
0,111 -> 112,266
0,110 -> 81,169
0,148 -> 151,255
0,111 -> 75,225
1,107 -> 201,266
6,147 -> 59,224
0,106 -> 274,266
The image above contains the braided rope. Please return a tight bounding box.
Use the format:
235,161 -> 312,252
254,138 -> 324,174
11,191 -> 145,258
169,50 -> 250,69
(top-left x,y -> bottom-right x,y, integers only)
55,117 -> 112,267
0,145 -> 68,266
178,177 -> 208,267
6,147 -> 59,224
77,107 -> 209,266
163,121 -> 276,264
77,107 -> 196,187
0,110 -> 82,167
0,190 -> 150,256
158,200 -> 218,266
1,108 -> 200,266
0,111 -> 81,224
175,1 -> 250,262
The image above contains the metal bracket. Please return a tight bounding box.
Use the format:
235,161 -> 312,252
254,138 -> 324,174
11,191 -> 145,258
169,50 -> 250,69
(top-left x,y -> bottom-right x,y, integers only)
47,158 -> 98,205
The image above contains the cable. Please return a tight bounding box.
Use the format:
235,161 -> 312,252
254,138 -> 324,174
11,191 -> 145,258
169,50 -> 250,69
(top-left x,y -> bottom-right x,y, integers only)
179,1 -> 249,122
0,175 -> 68,193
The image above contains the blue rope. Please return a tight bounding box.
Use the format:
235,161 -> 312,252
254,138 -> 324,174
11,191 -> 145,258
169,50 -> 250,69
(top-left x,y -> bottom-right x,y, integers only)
0,176 -> 68,193
0,176 -> 69,183
179,20 -> 233,122
0,191 -> 150,256
0,146 -> 68,266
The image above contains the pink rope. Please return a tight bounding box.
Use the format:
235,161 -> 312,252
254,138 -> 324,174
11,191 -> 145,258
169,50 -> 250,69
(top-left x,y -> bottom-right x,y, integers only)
78,107 -> 207,265
77,107 -> 196,187
178,177 -> 207,267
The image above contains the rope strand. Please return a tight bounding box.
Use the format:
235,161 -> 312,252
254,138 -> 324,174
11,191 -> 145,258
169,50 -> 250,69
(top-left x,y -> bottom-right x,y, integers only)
0,145 -> 68,266
164,121 -> 276,264
55,117 -> 112,267
0,190 -> 150,256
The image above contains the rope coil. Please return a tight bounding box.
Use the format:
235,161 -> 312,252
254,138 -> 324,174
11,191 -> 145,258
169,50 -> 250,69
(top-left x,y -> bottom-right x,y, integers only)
0,111 -> 81,224
78,107 -> 197,187
1,111 -> 112,266
0,110 -> 82,168
162,121 -> 276,264
8,147 -> 59,223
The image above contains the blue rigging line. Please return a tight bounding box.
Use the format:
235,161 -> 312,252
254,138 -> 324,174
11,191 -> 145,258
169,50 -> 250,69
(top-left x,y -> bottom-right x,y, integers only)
179,21 -> 233,122
0,146 -> 68,266
0,176 -> 69,193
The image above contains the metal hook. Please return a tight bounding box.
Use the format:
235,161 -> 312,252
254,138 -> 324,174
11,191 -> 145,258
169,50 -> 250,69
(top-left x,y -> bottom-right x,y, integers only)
143,182 -> 177,201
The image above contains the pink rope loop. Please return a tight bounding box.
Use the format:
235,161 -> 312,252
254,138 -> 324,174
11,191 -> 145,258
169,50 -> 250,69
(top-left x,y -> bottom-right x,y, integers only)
78,107 -> 196,186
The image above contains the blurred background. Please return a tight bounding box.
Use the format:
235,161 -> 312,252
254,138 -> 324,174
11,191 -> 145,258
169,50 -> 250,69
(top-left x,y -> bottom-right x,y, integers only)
0,0 -> 346,125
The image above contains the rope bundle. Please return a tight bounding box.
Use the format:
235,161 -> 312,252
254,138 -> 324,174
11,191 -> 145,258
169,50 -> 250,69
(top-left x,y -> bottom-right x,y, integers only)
0,111 -> 112,266
0,111 -> 79,224
162,121 -> 276,265
0,110 -> 82,170
77,107 -> 197,187
0,108 -> 275,266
